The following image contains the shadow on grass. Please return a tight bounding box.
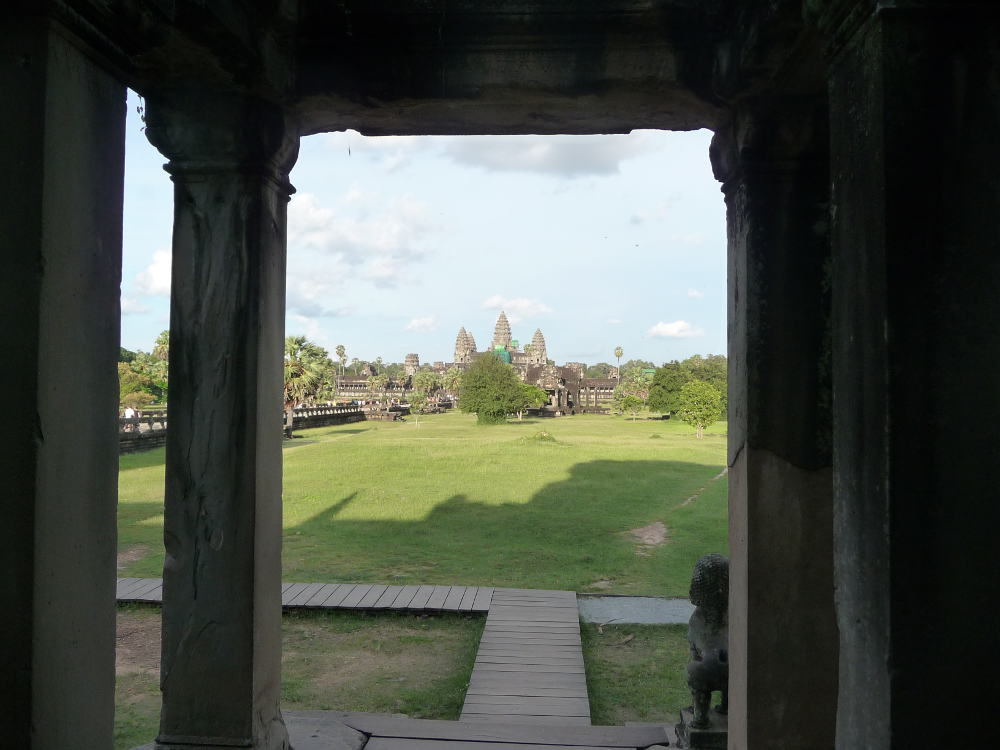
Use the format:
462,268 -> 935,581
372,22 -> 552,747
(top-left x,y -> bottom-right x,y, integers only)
283,459 -> 727,595
120,458 -> 727,594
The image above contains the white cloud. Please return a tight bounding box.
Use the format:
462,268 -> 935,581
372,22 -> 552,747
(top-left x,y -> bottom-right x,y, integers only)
287,190 -> 434,292
481,295 -> 553,324
287,313 -> 325,344
323,131 -> 425,173
286,254 -> 356,317
121,297 -> 150,315
687,289 -> 705,299
647,320 -> 705,339
444,132 -> 661,178
364,256 -> 413,288
404,316 -> 438,333
606,318 -> 622,325
135,249 -> 171,297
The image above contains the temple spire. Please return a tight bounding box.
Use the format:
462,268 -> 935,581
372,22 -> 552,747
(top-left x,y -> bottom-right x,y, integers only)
492,311 -> 512,349
531,328 -> 547,363
454,327 -> 475,363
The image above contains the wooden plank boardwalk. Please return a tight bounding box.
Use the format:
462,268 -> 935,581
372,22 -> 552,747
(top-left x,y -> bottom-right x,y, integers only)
117,578 -> 493,613
120,579 -> 673,747
460,587 -> 590,726
287,712 -> 672,749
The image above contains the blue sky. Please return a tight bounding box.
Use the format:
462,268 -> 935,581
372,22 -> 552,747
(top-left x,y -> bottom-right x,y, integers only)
121,91 -> 726,366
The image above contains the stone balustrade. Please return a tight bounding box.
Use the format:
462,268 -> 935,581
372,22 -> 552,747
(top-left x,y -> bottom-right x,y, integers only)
118,405 -> 392,452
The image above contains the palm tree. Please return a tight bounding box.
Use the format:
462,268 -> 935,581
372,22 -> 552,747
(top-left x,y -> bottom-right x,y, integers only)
367,372 -> 390,409
443,366 -> 463,398
283,336 -> 325,437
335,344 -> 347,394
614,346 -> 623,377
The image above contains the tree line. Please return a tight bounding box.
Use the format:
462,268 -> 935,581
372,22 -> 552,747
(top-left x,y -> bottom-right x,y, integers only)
119,332 -> 456,409
119,333 -> 727,437
610,352 -> 726,437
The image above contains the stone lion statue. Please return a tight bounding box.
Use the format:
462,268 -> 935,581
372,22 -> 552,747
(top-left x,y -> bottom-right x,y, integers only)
686,553 -> 729,729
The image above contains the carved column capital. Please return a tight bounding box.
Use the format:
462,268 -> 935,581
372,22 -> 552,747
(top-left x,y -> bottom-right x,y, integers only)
710,95 -> 829,190
144,89 -> 299,194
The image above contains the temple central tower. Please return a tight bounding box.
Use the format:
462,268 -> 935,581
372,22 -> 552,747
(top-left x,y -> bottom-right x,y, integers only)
491,311 -> 512,349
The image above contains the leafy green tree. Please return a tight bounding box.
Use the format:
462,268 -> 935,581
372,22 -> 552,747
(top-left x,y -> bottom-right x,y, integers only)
384,362 -> 405,380
408,391 -> 428,426
618,367 -> 652,399
647,361 -> 691,416
125,353 -> 168,401
611,367 -> 651,414
621,393 -> 645,422
459,352 -> 523,425
614,346 -> 623,375
622,359 -> 655,372
585,362 -> 613,378
516,383 -> 549,421
677,380 -> 723,438
118,362 -> 155,407
335,345 -> 347,375
121,390 -> 155,410
680,353 -> 728,415
119,347 -> 136,364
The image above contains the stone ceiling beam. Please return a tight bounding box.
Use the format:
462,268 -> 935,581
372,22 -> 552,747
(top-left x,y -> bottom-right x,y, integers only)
293,0 -> 726,135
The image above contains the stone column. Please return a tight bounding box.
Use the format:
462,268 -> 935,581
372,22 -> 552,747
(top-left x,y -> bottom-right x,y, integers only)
713,96 -> 838,749
143,90 -> 298,750
0,14 -> 125,748
824,3 -> 1000,747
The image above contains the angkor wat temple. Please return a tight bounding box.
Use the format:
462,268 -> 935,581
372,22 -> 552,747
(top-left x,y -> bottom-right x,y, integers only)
449,311 -> 617,413
339,311 -> 618,413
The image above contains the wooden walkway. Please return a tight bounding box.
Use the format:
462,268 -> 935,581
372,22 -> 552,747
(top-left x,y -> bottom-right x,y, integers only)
116,578 -> 493,613
461,588 -> 590,726
295,712 -> 672,749
120,579 -> 673,748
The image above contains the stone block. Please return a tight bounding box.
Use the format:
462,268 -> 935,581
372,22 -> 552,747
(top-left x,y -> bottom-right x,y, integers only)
676,706 -> 727,749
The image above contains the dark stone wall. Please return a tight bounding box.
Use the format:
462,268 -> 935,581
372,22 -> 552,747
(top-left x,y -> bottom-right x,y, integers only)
0,15 -> 125,746
718,93 -> 838,749
830,7 -> 1000,747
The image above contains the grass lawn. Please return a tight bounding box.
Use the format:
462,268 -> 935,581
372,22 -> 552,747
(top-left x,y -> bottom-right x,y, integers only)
118,410 -> 727,596
114,606 -> 484,750
582,623 -> 690,726
115,608 -> 689,748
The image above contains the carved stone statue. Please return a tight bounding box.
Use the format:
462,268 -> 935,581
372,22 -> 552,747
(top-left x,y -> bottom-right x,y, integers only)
677,553 -> 729,748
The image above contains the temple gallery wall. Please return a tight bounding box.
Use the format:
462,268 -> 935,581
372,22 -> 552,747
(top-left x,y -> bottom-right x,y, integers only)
4,1 -> 999,748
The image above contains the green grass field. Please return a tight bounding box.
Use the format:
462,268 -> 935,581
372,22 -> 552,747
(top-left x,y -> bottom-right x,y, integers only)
118,411 -> 727,596
114,606 -> 484,750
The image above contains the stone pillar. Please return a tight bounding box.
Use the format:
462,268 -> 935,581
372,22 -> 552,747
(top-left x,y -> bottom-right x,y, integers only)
825,4 -> 1000,747
713,96 -> 838,749
143,90 -> 298,750
0,14 -> 125,748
